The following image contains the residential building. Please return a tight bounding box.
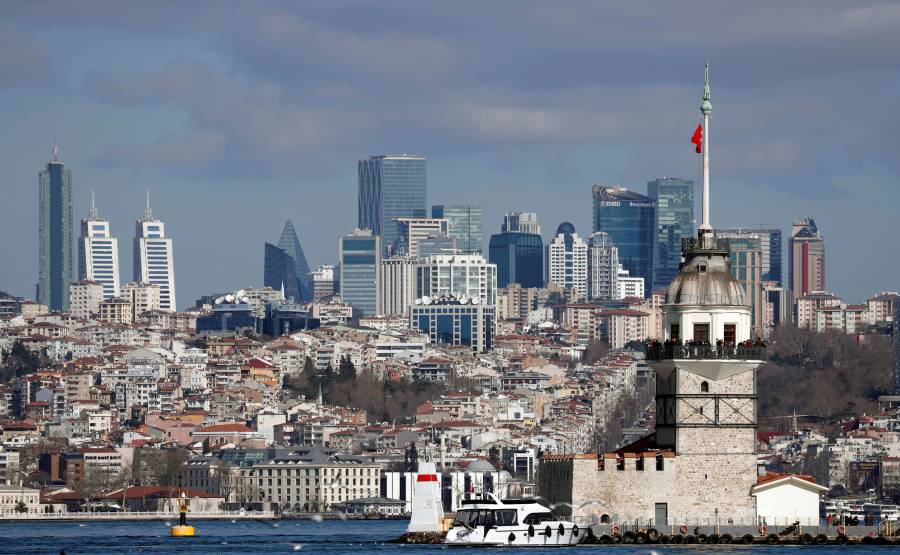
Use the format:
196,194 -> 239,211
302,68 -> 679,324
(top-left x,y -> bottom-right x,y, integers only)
264,220 -> 312,302
588,231 -> 618,301
417,253 -> 497,307
789,218 -> 825,298
718,231 -> 765,337
647,177 -> 694,290
308,265 -> 337,300
392,218 -> 448,258
598,309 -> 650,349
796,291 -> 841,329
867,292 -> 900,325
121,282 -> 161,320
502,212 -> 541,235
411,294 -> 495,352
488,231 -> 543,289
763,281 -> 788,331
893,305 -> 900,394
69,280 -> 104,320
78,194 -> 120,299
98,297 -> 133,325
592,185 -> 656,297
815,304 -> 866,334
616,267 -> 644,300
358,154 -> 427,256
133,193 -> 176,311
339,229 -> 381,316
432,204 -> 483,254
719,227 -> 783,286
38,143 -> 74,312
546,222 -> 588,299
380,256 -> 417,316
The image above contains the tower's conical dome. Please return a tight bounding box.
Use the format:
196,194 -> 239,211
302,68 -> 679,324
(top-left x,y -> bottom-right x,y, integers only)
666,237 -> 747,307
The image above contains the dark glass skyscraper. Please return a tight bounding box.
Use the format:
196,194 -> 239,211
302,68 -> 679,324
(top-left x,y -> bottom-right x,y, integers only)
339,229 -> 381,316
432,204 -> 482,254
38,144 -> 74,312
592,185 -> 656,295
488,232 -> 544,288
648,177 -> 694,291
358,155 -> 426,255
263,221 -> 311,302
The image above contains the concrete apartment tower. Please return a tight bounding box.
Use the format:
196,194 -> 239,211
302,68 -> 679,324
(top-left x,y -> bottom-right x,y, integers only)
79,191 -> 121,299
541,64 -> 765,525
133,191 -> 177,311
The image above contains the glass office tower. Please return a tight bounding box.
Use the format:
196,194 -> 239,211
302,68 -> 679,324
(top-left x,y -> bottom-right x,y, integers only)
339,229 -> 381,316
358,155 -> 426,255
488,232 -> 544,288
647,177 -> 694,291
719,226 -> 783,286
38,144 -> 74,312
592,185 -> 656,296
432,204 -> 483,254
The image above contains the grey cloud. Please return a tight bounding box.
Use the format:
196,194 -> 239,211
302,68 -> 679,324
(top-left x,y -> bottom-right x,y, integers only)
0,29 -> 58,87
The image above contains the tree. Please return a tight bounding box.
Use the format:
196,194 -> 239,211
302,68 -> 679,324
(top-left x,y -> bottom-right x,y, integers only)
404,442 -> 419,472
338,355 -> 356,381
14,501 -> 27,513
489,445 -> 502,470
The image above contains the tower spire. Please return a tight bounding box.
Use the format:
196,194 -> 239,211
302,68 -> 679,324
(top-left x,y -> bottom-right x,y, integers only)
90,190 -> 98,219
52,139 -> 60,163
144,189 -> 153,220
699,62 -> 713,234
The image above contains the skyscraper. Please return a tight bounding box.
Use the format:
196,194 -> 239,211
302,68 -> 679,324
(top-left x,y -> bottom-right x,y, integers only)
358,155 -> 427,255
588,231 -> 619,301
647,177 -> 694,291
502,212 -> 541,235
718,227 -> 782,286
37,144 -> 74,312
380,256 -> 417,316
546,222 -> 588,298
339,229 -> 381,316
789,218 -> 825,298
133,193 -> 176,311
432,205 -> 483,254
592,185 -> 656,296
488,232 -> 543,288
79,192 -> 120,299
263,221 -> 311,302
392,217 -> 449,258
417,253 -> 497,307
718,231 -> 765,337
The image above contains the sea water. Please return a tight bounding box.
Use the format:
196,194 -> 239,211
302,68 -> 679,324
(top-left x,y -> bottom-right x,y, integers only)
0,519 -> 891,554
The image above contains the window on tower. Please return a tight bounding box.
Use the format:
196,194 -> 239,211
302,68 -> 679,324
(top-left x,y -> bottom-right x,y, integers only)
700,381 -> 709,393
693,323 -> 709,342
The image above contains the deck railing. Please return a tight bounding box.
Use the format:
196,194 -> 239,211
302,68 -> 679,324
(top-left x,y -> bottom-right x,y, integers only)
645,343 -> 766,362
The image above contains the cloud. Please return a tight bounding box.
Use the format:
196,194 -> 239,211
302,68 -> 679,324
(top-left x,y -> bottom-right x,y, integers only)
0,29 -> 58,87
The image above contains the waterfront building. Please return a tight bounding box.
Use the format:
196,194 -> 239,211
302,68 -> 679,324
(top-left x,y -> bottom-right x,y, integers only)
37,144 -> 74,312
717,231 -> 765,337
392,218 -> 449,258
432,204 -> 483,254
358,154 -> 427,256
380,256 -> 418,316
592,185 -> 656,296
546,222 -> 588,299
133,193 -> 176,311
339,229 -> 381,316
263,221 -> 311,302
308,265 -> 336,301
588,231 -> 619,301
488,231 -> 543,289
411,293 -> 495,352
789,218 -> 825,298
121,282 -> 161,320
719,227 -> 782,286
647,177 -> 694,291
417,253 -> 497,308
78,193 -> 120,299
69,280 -> 104,320
502,211 -> 541,235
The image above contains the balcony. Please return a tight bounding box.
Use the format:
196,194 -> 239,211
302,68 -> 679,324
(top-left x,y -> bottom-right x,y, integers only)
645,342 -> 767,362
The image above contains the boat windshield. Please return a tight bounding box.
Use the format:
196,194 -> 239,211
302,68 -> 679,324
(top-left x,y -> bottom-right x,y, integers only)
453,509 -> 518,527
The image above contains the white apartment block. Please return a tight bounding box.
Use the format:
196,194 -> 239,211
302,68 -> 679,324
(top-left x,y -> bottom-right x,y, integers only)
134,200 -> 176,311
546,223 -> 588,299
121,282 -> 161,319
616,266 -> 645,300
417,253 -> 497,307
796,291 -> 841,329
69,280 -> 104,320
379,256 -> 417,316
79,202 -> 121,299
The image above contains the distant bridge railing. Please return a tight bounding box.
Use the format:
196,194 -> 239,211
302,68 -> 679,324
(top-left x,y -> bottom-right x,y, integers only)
645,343 -> 767,362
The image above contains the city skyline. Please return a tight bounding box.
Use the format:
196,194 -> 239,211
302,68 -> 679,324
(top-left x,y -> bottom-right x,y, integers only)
2,3 -> 899,306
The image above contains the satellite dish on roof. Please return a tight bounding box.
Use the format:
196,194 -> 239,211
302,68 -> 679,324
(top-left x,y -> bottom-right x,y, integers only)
225,294 -> 235,303
236,289 -> 246,297
414,298 -> 423,305
214,297 -> 224,304
471,297 -> 481,305
422,296 -> 432,305
459,295 -> 469,305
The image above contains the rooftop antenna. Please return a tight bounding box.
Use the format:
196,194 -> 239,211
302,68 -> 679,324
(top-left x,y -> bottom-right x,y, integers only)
144,189 -> 153,220
52,138 -> 60,163
89,190 -> 98,219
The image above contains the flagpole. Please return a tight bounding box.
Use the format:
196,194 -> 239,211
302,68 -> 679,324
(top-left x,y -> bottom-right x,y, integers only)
699,62 -> 713,237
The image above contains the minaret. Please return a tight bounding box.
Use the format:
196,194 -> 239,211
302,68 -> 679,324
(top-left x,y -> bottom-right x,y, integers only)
699,62 -> 713,235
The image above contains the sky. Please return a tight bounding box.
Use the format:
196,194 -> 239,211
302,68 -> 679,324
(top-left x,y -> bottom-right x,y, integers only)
1,1 -> 899,308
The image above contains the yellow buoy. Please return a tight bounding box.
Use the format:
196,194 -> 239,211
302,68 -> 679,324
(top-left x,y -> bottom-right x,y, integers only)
170,492 -> 196,537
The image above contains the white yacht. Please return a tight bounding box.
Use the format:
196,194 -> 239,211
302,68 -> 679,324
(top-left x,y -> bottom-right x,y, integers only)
445,494 -> 583,547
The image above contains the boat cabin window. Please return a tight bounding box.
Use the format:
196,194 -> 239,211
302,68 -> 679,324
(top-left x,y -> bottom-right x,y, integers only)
523,512 -> 554,524
453,509 -> 517,527
494,510 -> 518,526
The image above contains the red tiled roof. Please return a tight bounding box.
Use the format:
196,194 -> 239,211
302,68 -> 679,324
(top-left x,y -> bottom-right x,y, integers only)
195,423 -> 253,434
756,472 -> 818,486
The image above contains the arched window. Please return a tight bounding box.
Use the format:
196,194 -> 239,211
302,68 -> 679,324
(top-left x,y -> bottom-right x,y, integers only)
700,381 -> 709,393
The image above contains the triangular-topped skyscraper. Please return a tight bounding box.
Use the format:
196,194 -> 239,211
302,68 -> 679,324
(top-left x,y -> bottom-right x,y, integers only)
263,220 -> 311,302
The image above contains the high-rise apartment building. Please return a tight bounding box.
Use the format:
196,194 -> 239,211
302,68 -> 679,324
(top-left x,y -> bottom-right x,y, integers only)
647,177 -> 694,290
719,232 -> 765,337
432,205 -> 483,254
502,212 -> 541,235
417,253 -> 497,307
339,229 -> 381,316
719,227 -> 782,286
546,222 -> 588,299
308,265 -> 336,300
380,256 -> 417,316
488,232 -> 543,289
588,232 -> 619,301
133,194 -> 176,311
78,194 -> 120,299
392,218 -> 449,258
592,185 -> 656,297
69,280 -> 104,320
789,218 -> 825,298
121,282 -> 161,320
616,267 -> 645,300
358,155 -> 426,256
38,144 -> 74,312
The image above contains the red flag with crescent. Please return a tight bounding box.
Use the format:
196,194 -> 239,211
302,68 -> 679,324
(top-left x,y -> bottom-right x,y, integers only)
691,124 -> 702,154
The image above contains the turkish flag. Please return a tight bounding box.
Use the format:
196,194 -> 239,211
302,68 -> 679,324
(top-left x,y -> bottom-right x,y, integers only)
691,124 -> 702,154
